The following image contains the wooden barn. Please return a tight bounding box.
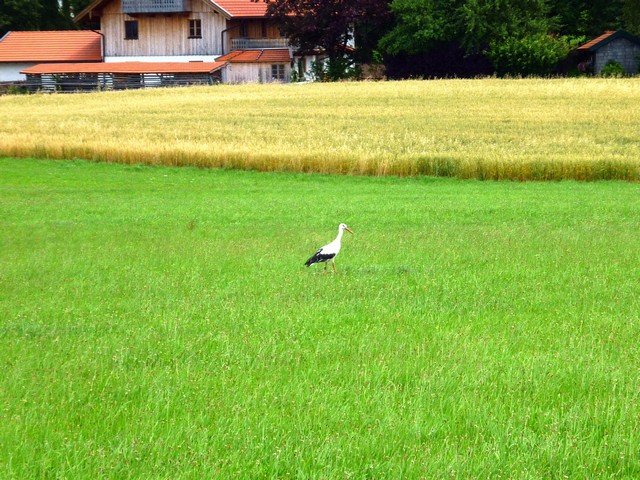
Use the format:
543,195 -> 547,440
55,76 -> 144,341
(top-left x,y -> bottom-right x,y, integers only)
3,0 -> 323,90
577,30 -> 640,75
70,0 -> 315,85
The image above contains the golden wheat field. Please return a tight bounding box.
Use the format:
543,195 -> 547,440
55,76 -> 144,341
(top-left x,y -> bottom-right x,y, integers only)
1,78 -> 639,180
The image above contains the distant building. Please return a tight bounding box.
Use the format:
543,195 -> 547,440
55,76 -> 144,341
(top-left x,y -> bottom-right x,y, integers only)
0,0 -> 325,90
577,30 -> 640,75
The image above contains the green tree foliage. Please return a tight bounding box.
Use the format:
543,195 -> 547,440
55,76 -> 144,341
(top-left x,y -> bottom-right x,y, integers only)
460,0 -> 552,51
0,0 -> 42,35
622,0 -> 640,35
486,33 -> 581,76
266,0 -> 389,78
378,0 -> 462,55
380,0 -> 625,76
0,0 -> 93,35
380,0 -> 552,56
546,0 -> 623,36
600,59 -> 626,77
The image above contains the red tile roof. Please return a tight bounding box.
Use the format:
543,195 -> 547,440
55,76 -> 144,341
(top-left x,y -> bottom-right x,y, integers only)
20,61 -> 226,75
212,0 -> 269,17
577,31 -> 616,51
577,30 -> 640,51
0,31 -> 103,62
217,49 -> 290,63
75,0 -> 270,21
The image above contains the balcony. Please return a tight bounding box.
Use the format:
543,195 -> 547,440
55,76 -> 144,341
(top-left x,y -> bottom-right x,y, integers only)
122,0 -> 190,14
231,38 -> 289,50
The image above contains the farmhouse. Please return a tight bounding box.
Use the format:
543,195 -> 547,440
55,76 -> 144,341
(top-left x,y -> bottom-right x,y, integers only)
0,0 -> 323,90
577,30 -> 640,75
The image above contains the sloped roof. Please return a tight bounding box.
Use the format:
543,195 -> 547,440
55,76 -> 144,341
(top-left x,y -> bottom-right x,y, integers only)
0,30 -> 102,62
213,0 -> 269,17
217,49 -> 290,63
21,61 -> 226,75
577,30 -> 640,51
75,0 -> 269,22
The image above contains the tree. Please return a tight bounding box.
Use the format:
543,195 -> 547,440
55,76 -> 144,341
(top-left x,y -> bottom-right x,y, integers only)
0,0 -> 42,36
547,0 -> 623,37
266,0 -> 390,80
378,0 -> 462,55
40,0 -> 73,29
622,0 -> 640,35
459,0 -> 552,52
379,0 -> 598,76
486,33 -> 581,76
0,0 -> 93,35
380,0 -> 553,55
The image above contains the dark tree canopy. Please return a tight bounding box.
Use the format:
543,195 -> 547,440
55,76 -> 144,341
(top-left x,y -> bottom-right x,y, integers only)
266,0 -> 390,64
622,0 -> 640,35
0,0 -> 93,35
377,0 -> 633,77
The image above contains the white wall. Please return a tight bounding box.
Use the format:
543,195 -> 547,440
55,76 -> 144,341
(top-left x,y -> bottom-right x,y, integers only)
0,63 -> 34,82
105,55 -> 219,62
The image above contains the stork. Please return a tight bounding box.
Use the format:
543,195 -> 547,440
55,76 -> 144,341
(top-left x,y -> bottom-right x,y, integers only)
305,223 -> 353,274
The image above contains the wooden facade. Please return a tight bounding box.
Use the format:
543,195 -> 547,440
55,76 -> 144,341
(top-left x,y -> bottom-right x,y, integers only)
64,0 -> 319,85
225,19 -> 281,40
223,62 -> 291,84
101,0 -> 287,58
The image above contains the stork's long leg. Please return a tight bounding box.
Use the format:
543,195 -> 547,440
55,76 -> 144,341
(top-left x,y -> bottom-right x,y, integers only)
332,261 -> 338,274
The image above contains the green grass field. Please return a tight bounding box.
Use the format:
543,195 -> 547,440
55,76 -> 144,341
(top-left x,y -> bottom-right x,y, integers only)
2,157 -> 640,478
1,78 -> 640,180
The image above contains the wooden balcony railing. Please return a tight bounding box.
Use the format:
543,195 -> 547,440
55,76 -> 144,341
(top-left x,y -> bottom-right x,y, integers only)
122,0 -> 189,14
231,38 -> 289,50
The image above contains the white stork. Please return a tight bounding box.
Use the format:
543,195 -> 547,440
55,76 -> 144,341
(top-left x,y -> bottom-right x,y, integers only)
305,223 -> 354,273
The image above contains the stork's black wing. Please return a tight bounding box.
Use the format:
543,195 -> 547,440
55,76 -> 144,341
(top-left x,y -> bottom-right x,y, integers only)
305,248 -> 336,267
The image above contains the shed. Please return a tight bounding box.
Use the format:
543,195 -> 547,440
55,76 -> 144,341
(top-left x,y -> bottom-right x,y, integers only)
0,30 -> 103,82
20,61 -> 226,91
577,30 -> 640,75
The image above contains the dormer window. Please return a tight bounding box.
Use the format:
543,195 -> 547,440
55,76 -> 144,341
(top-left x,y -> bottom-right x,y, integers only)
124,20 -> 138,40
189,19 -> 202,39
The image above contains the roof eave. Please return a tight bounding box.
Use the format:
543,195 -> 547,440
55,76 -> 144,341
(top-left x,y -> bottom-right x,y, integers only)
205,0 -> 233,20
74,0 -> 109,23
580,30 -> 640,52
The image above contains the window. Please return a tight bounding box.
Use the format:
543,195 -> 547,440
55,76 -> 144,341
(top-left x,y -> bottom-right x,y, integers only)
271,64 -> 285,81
189,19 -> 202,39
124,20 -> 138,40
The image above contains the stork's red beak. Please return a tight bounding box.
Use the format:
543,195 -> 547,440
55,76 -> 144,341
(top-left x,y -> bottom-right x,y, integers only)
345,227 -> 353,234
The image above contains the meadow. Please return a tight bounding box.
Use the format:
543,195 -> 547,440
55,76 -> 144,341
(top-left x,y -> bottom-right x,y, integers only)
1,78 -> 639,181
1,157 -> 640,478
